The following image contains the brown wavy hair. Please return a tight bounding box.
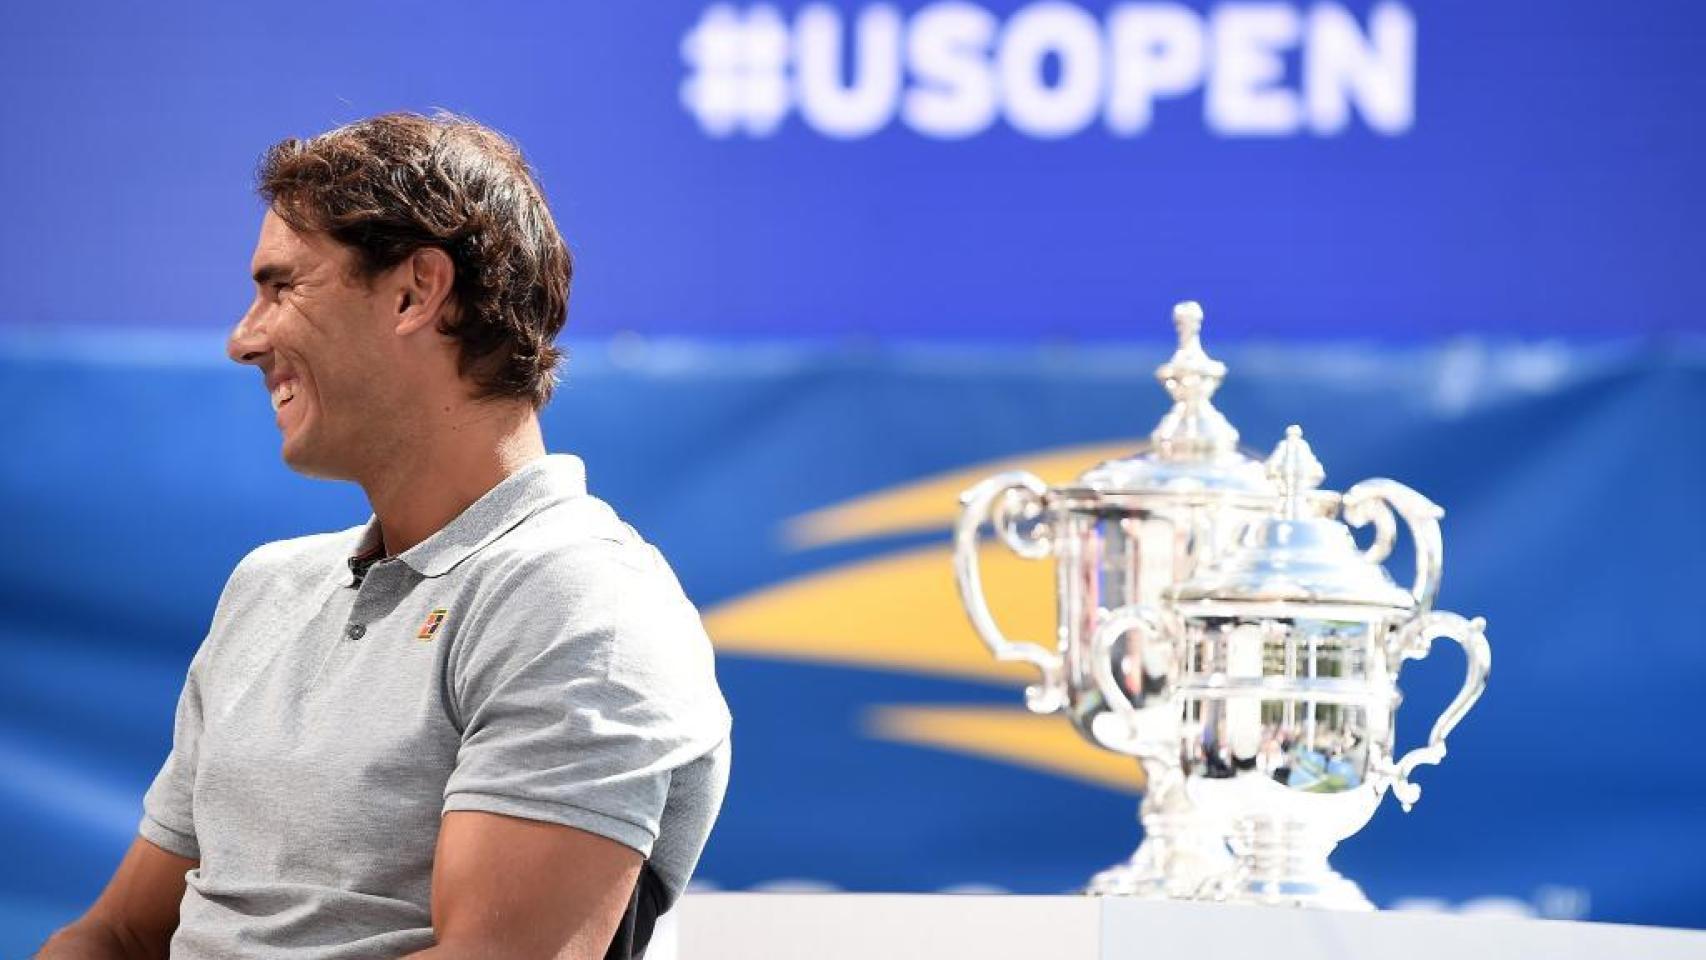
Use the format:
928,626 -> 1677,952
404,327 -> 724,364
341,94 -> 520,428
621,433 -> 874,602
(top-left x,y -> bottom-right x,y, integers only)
256,111 -> 570,408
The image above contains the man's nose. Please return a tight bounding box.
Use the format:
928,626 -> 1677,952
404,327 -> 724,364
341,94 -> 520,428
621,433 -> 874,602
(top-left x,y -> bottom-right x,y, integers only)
227,301 -> 269,366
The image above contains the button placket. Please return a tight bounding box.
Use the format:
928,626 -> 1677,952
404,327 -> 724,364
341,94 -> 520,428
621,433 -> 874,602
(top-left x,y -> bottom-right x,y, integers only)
344,559 -> 415,646
346,563 -> 387,642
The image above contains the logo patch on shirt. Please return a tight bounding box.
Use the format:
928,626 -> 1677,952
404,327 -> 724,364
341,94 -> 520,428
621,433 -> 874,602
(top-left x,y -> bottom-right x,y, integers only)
416,608 -> 449,641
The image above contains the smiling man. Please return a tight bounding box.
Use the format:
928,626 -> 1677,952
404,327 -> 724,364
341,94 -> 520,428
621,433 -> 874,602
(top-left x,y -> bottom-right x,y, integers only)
37,113 -> 731,960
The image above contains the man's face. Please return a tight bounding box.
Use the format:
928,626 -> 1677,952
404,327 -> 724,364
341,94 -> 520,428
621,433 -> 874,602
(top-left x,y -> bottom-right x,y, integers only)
228,210 -> 400,480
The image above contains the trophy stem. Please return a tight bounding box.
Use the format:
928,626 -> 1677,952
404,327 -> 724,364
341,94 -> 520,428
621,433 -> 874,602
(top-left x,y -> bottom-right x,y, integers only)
1209,818 -> 1375,911
1085,764 -> 1230,899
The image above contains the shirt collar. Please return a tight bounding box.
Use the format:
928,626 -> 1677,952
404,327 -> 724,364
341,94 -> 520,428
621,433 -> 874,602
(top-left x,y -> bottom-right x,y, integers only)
345,453 -> 588,583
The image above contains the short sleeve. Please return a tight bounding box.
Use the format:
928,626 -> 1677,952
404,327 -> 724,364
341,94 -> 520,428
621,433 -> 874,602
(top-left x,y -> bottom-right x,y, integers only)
137,545 -> 272,861
139,659 -> 204,859
442,543 -> 732,870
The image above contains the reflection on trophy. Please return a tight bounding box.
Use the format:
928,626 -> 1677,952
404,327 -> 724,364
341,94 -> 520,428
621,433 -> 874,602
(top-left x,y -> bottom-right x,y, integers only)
1092,426 -> 1492,910
953,302 -> 1280,897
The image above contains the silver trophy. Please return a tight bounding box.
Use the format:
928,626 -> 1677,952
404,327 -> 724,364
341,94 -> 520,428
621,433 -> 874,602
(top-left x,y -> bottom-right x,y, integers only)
1092,426 -> 1492,910
953,302 -> 1284,897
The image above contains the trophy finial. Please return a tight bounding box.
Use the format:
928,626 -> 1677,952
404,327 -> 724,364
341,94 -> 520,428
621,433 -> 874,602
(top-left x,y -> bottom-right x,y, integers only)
1267,425 -> 1326,518
1150,300 -> 1238,459
1156,301 -> 1225,403
1173,300 -> 1204,340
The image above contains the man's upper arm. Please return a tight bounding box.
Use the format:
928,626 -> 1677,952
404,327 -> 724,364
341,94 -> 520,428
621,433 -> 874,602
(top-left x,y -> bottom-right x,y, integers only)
417,810 -> 644,960
440,543 -> 731,902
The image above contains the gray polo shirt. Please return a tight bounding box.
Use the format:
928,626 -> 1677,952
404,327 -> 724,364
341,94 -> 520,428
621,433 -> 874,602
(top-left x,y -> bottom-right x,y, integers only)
139,454 -> 731,958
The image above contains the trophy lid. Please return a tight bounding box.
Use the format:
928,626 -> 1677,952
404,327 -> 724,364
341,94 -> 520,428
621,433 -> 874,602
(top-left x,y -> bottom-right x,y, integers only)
1174,426 -> 1415,609
1072,302 -> 1274,497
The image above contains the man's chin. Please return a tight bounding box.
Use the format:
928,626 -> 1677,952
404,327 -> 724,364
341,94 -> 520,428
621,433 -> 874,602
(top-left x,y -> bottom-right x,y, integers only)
280,443 -> 350,482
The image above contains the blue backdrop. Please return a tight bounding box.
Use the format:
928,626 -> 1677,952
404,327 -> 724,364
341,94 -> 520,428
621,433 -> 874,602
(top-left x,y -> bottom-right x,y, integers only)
1,1 -> 1701,340
1,0 -> 1703,953
3,333 -> 1702,950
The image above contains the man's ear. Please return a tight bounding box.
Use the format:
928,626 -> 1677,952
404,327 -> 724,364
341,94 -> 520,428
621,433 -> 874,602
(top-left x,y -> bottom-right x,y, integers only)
393,246 -> 456,336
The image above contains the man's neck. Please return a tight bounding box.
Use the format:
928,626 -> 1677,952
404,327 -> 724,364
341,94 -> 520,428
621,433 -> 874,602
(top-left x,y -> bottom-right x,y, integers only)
359,400 -> 547,557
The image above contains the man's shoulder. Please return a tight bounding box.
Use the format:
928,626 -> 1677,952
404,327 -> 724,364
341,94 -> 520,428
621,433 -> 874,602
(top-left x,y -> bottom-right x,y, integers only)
450,494 -> 730,748
187,525 -> 365,674
473,494 -> 677,594
206,525 -> 365,616
456,494 -> 716,670
230,524 -> 365,584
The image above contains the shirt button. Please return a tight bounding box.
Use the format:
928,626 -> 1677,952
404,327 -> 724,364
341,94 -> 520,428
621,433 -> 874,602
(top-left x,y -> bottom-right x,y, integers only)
346,623 -> 367,640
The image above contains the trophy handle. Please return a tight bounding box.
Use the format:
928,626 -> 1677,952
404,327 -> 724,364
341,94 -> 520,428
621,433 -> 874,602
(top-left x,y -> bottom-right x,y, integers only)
1088,604 -> 1176,755
1384,612 -> 1491,812
1342,478 -> 1444,611
954,472 -> 1064,713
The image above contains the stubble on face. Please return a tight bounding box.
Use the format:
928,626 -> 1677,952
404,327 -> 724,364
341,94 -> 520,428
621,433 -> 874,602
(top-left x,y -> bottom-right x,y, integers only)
246,212 -> 399,484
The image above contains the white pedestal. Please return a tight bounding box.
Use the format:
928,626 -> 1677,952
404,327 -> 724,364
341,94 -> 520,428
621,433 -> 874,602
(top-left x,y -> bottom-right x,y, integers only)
663,894 -> 1706,960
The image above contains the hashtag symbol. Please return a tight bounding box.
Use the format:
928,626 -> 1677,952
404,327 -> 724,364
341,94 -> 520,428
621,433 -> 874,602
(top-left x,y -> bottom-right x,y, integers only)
681,4 -> 792,138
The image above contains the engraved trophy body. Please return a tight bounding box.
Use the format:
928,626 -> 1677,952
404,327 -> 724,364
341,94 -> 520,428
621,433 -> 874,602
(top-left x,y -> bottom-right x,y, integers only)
953,303 -> 1277,897
1093,427 -> 1492,909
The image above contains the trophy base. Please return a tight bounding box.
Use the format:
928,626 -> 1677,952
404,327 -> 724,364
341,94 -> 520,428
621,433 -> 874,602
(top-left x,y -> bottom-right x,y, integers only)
1204,820 -> 1376,912
1084,843 -> 1174,899
1083,818 -> 1231,899
1204,869 -> 1375,912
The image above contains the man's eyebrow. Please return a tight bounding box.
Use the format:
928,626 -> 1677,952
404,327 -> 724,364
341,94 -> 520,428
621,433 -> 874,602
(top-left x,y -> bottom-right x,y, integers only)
252,264 -> 291,286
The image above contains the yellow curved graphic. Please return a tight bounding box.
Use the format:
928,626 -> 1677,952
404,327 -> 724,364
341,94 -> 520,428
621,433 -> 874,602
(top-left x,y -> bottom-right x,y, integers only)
867,705 -> 1145,795
783,438 -> 1140,549
705,541 -> 1054,685
706,438 -> 1144,794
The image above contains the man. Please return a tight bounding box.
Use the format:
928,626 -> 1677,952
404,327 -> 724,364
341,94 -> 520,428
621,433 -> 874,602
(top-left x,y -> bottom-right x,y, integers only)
38,112 -> 731,959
